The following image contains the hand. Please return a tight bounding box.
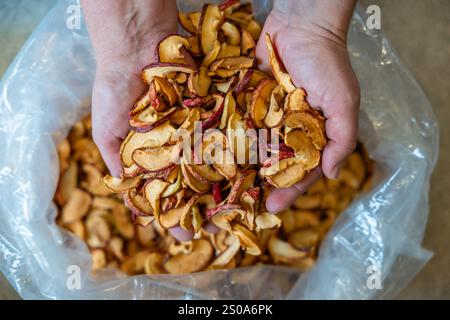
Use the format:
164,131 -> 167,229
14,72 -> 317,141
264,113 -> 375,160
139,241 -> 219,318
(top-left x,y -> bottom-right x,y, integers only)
257,2 -> 360,212
83,1 -> 195,240
82,0 -> 178,177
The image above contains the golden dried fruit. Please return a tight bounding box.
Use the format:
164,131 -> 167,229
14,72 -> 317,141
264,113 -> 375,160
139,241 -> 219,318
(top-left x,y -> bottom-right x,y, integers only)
61,188 -> 92,224
198,4 -> 223,55
164,239 -> 213,274
132,144 -> 180,172
267,235 -> 307,264
264,33 -> 295,93
157,34 -> 191,64
250,78 -> 277,128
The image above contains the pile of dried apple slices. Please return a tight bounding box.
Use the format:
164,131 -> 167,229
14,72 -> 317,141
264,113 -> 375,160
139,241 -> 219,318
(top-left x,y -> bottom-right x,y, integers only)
56,118 -> 372,274
98,0 -> 328,270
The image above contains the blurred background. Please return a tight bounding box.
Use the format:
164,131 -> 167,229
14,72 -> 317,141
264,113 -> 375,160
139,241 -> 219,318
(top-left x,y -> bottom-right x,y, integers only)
0,0 -> 448,299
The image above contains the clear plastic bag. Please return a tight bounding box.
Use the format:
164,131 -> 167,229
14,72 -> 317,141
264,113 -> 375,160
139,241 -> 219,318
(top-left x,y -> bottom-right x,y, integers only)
0,0 -> 438,299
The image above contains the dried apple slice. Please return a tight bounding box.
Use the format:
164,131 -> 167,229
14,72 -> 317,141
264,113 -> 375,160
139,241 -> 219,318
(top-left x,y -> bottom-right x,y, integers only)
144,179 -> 169,220
86,213 -> 111,248
209,235 -> 240,269
217,43 -> 241,59
232,69 -> 253,96
132,144 -> 181,172
187,67 -> 211,97
142,63 -> 195,85
226,170 -> 256,204
221,21 -> 241,45
201,40 -> 221,67
198,4 -> 223,55
188,11 -> 202,30
102,175 -> 142,193
208,204 -> 246,230
129,107 -> 176,133
266,162 -> 306,188
209,56 -> 254,72
293,193 -> 321,210
231,223 -> 262,256
240,188 -> 260,230
215,76 -> 237,93
248,70 -> 268,88
201,93 -> 225,130
244,19 -> 261,41
241,29 -> 255,56
219,91 -> 236,129
190,163 -> 224,182
255,212 -> 282,231
213,149 -> 237,180
186,35 -> 201,56
157,34 -> 191,64
287,228 -> 320,251
153,76 -> 178,106
57,160 -> 78,206
284,88 -> 309,112
61,188 -> 92,224
120,121 -> 175,167
81,164 -> 110,196
264,85 -> 285,128
129,90 -> 151,116
267,235 -> 307,264
284,110 -> 327,150
124,189 -> 152,217
159,201 -> 185,229
65,220 -> 85,240
179,194 -> 202,231
169,107 -> 190,126
250,78 -> 277,128
178,107 -> 200,134
144,252 -> 166,274
91,249 -> 107,271
285,129 -> 321,170
178,12 -> 196,34
181,163 -> 211,193
161,170 -> 182,197
219,0 -> 239,11
209,68 -> 237,78
265,33 -> 295,93
112,203 -> 135,239
227,11 -> 252,27
164,239 -> 213,274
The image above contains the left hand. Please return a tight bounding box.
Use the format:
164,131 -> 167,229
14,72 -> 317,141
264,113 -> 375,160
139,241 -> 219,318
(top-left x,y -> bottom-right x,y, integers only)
256,9 -> 360,213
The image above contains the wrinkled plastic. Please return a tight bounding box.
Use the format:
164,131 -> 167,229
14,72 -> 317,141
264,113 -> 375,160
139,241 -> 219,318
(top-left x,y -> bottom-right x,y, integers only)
0,0 -> 438,299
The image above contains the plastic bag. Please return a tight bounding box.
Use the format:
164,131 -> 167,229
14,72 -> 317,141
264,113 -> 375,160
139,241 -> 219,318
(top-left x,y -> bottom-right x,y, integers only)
0,0 -> 438,299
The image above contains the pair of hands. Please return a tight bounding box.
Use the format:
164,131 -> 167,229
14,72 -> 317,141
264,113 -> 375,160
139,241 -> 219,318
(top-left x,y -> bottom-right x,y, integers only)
84,1 -> 359,234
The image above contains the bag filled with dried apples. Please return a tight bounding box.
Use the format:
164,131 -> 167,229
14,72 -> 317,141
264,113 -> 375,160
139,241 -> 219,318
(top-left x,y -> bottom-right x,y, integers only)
0,0 -> 438,299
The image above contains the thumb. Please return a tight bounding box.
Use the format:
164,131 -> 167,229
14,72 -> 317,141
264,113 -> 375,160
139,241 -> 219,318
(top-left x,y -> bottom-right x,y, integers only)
266,167 -> 322,213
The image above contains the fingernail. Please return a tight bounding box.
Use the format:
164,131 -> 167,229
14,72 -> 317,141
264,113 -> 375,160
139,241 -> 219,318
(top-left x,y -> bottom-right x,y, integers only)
169,227 -> 193,242
266,198 -> 287,213
266,201 -> 279,213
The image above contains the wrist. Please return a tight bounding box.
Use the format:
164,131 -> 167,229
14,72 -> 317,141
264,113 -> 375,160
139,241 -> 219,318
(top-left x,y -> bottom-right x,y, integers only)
272,0 -> 355,44
82,0 -> 178,72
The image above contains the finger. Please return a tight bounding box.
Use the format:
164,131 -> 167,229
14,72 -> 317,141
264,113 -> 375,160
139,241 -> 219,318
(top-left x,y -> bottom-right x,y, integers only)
203,222 -> 220,234
255,31 -> 272,74
266,167 -> 322,213
322,103 -> 358,179
181,47 -> 197,68
92,127 -> 124,177
169,226 -> 194,242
